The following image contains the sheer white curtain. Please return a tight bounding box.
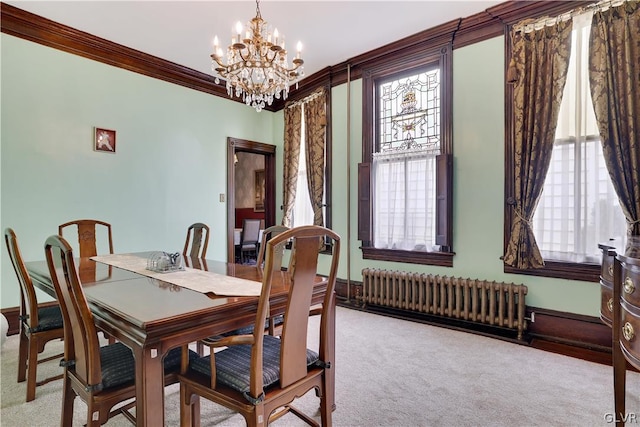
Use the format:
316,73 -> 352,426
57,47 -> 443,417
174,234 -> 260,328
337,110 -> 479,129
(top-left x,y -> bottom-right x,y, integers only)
292,105 -> 314,227
532,12 -> 626,263
373,148 -> 436,251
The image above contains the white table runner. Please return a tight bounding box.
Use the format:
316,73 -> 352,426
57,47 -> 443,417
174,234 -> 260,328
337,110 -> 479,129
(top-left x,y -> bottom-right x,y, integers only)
90,254 -> 262,297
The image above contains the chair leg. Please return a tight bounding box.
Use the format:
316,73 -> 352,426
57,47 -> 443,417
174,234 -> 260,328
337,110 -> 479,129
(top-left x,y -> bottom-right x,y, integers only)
60,376 -> 75,427
17,328 -> 28,383
25,337 -> 39,402
87,399 -> 100,427
180,383 -> 200,427
245,405 -> 265,427
317,380 -> 332,427
319,391 -> 332,427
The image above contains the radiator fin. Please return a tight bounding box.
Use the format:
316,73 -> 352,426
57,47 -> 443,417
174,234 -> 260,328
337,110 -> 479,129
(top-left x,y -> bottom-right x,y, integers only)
362,268 -> 528,340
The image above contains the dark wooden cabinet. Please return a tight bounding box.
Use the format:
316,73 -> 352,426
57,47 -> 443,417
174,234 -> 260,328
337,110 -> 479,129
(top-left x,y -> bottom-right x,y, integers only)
599,242 -> 617,328
618,245 -> 640,370
601,237 -> 640,426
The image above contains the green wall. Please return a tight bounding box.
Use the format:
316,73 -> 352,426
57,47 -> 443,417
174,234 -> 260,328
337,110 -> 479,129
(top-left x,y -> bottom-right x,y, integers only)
328,36 -> 600,317
1,34 -> 275,307
1,32 -> 600,317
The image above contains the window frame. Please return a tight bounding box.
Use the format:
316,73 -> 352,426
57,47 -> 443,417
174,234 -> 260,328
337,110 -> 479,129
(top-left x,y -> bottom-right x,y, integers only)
360,44 -> 454,267
503,22 -> 600,283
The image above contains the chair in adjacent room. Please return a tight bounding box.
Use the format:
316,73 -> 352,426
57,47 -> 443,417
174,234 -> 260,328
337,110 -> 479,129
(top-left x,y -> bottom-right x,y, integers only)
4,228 -> 64,402
58,219 -> 114,258
255,225 -> 289,268
44,234 -> 195,426
179,225 -> 341,427
183,222 -> 210,259
237,218 -> 262,264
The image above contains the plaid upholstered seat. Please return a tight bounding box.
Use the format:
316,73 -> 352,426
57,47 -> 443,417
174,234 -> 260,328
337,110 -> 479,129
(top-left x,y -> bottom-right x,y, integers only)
190,335 -> 319,395
98,343 -> 135,390
99,344 -> 197,390
31,305 -> 64,332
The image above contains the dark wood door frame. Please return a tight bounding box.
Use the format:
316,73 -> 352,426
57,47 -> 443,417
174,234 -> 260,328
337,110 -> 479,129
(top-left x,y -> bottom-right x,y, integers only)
226,137 -> 277,263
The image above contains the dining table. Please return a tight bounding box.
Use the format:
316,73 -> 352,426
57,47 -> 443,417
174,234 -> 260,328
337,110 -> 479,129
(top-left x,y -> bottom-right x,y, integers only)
25,252 -> 335,426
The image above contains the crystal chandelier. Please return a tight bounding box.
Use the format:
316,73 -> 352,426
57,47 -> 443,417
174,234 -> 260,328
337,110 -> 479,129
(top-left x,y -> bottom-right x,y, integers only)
211,0 -> 304,112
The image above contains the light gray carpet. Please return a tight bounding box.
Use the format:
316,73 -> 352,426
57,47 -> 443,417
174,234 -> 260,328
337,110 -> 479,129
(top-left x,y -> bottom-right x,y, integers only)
2,306 -> 639,426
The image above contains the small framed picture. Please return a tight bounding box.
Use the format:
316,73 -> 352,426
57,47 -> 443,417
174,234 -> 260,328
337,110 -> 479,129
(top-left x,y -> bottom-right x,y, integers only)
94,127 -> 116,153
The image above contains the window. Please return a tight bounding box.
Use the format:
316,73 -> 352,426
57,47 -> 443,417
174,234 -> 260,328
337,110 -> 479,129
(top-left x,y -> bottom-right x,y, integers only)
292,105 -> 324,227
283,87 -> 331,232
505,11 -> 628,281
531,12 -> 626,264
360,45 -> 453,266
373,69 -> 440,251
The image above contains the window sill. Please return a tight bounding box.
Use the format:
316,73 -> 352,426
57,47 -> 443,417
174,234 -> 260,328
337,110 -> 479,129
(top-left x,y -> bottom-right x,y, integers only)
503,260 -> 599,283
361,246 -> 454,267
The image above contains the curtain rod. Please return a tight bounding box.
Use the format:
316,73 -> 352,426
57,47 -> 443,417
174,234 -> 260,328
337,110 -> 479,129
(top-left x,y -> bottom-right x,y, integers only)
284,87 -> 325,109
513,0 -> 627,33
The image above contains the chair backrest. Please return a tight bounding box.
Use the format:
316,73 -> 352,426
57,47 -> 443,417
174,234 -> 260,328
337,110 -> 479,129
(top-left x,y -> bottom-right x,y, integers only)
256,225 -> 289,267
58,219 -> 113,258
183,222 -> 210,258
249,225 -> 340,397
240,219 -> 261,246
4,228 -> 40,330
44,235 -> 103,388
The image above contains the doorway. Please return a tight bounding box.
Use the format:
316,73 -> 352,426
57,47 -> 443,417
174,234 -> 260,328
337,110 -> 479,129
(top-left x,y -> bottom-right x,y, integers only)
226,137 -> 276,263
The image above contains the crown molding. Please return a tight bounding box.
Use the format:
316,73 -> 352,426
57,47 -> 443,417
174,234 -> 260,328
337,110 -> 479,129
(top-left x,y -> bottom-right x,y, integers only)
1,1 -> 582,112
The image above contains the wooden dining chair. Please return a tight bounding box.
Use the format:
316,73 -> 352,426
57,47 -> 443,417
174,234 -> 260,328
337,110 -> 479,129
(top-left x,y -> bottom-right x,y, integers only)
4,228 -> 64,402
44,234 -> 196,426
179,225 -> 341,427
58,219 -> 114,258
183,222 -> 210,259
238,218 -> 262,264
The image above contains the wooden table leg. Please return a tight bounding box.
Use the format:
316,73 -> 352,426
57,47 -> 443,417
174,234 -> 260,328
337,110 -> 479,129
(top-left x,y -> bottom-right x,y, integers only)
135,346 -> 165,426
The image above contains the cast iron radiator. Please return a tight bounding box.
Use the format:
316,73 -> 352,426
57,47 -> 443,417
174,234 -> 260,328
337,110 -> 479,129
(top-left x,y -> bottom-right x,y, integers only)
361,268 -> 528,340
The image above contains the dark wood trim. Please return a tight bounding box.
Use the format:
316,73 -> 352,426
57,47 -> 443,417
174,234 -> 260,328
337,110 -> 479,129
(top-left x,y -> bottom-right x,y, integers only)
361,247 -> 454,267
1,306 -> 20,336
226,138 -> 277,263
0,2 -> 278,112
487,1 -> 587,26
453,10 -> 504,49
2,1 -> 587,114
527,306 -> 612,350
504,262 -> 600,283
525,306 -> 640,369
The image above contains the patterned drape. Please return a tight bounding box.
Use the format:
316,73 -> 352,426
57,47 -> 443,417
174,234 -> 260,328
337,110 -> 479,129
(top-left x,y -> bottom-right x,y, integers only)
303,88 -> 327,226
503,20 -> 573,269
589,1 -> 640,237
282,103 -> 302,227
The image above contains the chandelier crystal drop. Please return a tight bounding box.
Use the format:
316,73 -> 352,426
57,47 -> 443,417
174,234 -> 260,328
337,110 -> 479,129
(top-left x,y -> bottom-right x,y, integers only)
211,0 -> 304,112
